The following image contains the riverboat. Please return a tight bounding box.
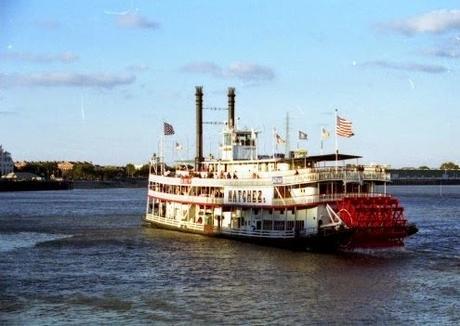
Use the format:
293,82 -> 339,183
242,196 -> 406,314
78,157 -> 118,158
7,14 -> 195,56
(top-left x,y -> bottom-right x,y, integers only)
144,87 -> 417,250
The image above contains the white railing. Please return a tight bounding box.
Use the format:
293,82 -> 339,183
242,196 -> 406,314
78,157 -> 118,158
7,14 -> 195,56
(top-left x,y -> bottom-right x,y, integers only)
148,190 -> 224,205
150,167 -> 390,187
146,214 -> 205,231
220,227 -> 296,239
148,189 -> 390,208
271,192 -> 390,206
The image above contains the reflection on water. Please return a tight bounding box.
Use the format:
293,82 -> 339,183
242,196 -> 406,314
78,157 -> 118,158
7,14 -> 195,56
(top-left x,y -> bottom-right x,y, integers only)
0,187 -> 459,324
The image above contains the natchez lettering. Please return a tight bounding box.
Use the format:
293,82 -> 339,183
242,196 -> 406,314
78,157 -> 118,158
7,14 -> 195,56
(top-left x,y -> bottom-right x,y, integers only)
227,189 -> 267,204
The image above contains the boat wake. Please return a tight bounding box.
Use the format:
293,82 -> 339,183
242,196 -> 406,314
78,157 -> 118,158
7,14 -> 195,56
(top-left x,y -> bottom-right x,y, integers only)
0,232 -> 72,253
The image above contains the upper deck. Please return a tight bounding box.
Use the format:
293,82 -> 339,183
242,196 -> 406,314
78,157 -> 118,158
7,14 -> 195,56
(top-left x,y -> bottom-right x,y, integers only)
149,164 -> 390,187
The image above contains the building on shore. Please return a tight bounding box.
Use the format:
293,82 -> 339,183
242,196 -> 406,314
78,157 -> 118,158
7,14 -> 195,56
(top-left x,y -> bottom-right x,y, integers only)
57,161 -> 75,173
14,161 -> 27,170
0,145 -> 14,177
2,172 -> 42,181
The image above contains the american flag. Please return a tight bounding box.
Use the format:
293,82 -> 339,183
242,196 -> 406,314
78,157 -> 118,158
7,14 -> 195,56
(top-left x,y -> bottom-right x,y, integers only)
298,130 -> 308,140
336,116 -> 354,138
163,122 -> 175,135
275,132 -> 286,144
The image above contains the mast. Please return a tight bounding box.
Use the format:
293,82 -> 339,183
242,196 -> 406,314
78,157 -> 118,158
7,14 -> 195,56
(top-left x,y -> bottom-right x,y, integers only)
335,109 -> 338,171
285,112 -> 290,158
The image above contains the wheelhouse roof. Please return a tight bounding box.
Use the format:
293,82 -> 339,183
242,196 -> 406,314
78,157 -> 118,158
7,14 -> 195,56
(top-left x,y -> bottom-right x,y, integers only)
284,153 -> 361,164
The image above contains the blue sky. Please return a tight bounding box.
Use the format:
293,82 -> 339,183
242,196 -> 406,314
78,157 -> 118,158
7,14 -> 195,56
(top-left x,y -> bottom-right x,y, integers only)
1,0 -> 459,168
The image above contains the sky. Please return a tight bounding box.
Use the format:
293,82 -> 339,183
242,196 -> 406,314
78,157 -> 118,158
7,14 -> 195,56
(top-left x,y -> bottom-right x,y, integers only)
1,0 -> 459,168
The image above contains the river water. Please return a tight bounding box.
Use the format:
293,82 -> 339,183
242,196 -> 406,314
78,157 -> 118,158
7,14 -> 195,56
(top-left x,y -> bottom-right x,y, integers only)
0,186 -> 459,325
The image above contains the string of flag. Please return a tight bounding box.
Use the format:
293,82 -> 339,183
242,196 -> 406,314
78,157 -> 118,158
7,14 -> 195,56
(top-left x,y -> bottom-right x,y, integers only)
164,115 -> 354,158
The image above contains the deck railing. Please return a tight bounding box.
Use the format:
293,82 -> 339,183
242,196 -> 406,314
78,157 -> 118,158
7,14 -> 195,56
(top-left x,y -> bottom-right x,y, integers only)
270,192 -> 390,206
150,167 -> 390,187
148,190 -> 224,205
220,227 -> 296,238
146,214 -> 205,231
148,189 -> 390,208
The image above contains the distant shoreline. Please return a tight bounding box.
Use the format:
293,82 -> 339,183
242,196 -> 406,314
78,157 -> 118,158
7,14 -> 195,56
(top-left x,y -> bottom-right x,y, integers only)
73,179 -> 147,189
390,180 -> 460,186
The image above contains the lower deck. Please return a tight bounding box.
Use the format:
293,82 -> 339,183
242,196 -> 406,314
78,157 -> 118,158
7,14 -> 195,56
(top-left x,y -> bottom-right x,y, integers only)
144,212 -> 352,250
145,196 -> 331,239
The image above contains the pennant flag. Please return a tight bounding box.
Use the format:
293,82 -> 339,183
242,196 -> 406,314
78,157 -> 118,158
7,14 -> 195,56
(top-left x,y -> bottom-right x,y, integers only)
275,132 -> 286,144
164,122 -> 175,135
321,127 -> 330,140
175,142 -> 183,151
336,116 -> 354,138
298,130 -> 308,140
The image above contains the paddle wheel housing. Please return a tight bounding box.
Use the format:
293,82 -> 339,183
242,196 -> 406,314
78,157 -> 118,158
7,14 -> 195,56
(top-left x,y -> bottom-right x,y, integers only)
336,195 -> 413,248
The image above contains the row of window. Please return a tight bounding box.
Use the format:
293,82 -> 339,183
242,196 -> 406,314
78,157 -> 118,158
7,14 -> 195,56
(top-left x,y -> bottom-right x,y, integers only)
149,182 -> 225,198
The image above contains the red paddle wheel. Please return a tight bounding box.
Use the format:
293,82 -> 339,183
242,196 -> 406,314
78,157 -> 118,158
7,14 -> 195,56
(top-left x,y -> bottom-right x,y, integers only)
336,195 -> 415,248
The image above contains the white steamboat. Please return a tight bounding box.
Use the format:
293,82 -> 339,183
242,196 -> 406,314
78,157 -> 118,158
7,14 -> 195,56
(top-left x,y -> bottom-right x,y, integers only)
145,87 -> 417,250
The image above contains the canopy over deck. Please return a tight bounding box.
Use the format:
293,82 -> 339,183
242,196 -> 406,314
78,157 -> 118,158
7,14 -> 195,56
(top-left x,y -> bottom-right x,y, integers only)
284,153 -> 361,164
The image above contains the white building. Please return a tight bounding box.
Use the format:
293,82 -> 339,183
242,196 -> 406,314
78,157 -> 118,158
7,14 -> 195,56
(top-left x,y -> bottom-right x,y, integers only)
0,145 -> 14,176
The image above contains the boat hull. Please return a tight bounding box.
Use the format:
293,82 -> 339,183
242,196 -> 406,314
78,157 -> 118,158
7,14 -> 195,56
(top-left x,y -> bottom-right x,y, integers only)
144,218 -> 353,252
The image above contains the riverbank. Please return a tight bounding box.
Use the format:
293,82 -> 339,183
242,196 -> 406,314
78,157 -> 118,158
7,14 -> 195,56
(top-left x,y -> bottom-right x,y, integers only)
73,179 -> 147,189
0,179 -> 73,192
391,179 -> 460,185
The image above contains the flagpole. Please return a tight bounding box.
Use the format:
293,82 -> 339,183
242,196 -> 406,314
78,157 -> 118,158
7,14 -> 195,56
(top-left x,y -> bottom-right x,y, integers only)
320,126 -> 324,155
285,112 -> 290,158
172,138 -> 175,164
272,128 -> 275,158
186,138 -> 189,161
335,109 -> 338,171
160,134 -> 164,175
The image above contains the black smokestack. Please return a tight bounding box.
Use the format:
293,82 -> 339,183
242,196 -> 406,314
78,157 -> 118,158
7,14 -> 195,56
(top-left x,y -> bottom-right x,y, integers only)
227,87 -> 235,129
195,86 -> 203,169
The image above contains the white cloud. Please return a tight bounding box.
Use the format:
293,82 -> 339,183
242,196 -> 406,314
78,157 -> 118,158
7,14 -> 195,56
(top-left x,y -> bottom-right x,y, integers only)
180,61 -> 275,82
34,19 -> 61,30
227,62 -> 275,81
362,60 -> 447,73
126,64 -> 150,72
0,51 -> 79,63
383,9 -> 460,35
180,62 -> 223,77
425,44 -> 460,58
0,72 -> 136,89
116,13 -> 159,30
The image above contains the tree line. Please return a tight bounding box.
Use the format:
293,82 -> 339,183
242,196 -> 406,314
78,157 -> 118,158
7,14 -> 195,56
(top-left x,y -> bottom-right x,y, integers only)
15,162 -> 150,180
399,162 -> 459,170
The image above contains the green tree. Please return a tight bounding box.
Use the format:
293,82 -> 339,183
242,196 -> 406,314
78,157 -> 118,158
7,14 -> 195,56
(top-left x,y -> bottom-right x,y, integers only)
18,161 -> 59,179
134,164 -> 150,178
125,164 -> 136,178
71,162 -> 96,180
440,162 -> 459,170
100,166 -> 122,180
418,166 -> 430,170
